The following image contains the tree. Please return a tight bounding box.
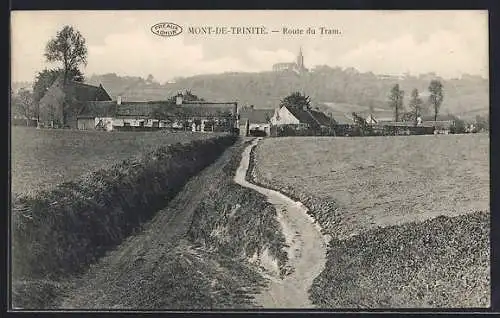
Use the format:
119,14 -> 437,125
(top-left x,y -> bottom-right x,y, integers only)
408,88 -> 423,125
450,118 -> 466,134
475,115 -> 489,132
13,88 -> 35,124
265,113 -> 271,123
280,91 -> 311,111
32,68 -> 84,123
428,80 -> 444,122
146,74 -> 155,83
388,84 -> 404,122
32,68 -> 84,105
45,25 -> 88,84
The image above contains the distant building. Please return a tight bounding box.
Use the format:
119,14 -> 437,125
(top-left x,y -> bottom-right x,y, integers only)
38,75 -> 112,128
76,92 -> 238,133
376,74 -> 406,80
365,114 -> 378,124
238,106 -> 274,136
270,104 -> 332,130
272,47 -> 308,74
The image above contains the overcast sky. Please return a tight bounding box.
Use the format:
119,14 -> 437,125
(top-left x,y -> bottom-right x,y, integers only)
11,10 -> 489,83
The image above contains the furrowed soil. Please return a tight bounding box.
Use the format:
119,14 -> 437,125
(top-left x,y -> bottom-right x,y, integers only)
11,126 -> 221,196
251,134 -> 490,308
47,140 -> 289,310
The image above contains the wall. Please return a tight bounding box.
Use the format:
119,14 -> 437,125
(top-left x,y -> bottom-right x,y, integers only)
270,107 -> 300,126
39,83 -> 64,127
94,117 -> 114,131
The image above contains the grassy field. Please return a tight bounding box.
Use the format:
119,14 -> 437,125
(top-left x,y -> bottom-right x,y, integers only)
11,127 -> 222,196
252,133 -> 490,308
254,134 -> 489,236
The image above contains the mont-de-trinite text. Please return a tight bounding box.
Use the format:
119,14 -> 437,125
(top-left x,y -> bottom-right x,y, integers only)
188,26 -> 267,35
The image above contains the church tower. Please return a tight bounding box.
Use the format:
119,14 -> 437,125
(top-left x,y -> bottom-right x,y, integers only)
297,46 -> 305,70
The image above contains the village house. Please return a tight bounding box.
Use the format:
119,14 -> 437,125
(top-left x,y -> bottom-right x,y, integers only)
270,103 -> 333,131
38,76 -> 112,128
238,105 -> 274,136
76,92 -> 238,133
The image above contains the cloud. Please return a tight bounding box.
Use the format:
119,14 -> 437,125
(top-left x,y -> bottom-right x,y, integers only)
10,11 -> 489,82
246,48 -> 296,68
336,30 -> 488,78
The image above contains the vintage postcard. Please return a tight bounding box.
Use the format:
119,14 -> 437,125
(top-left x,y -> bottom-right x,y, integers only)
10,10 -> 490,310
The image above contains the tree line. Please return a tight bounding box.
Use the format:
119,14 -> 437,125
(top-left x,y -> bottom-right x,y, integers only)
388,80 -> 444,124
387,80 -> 488,132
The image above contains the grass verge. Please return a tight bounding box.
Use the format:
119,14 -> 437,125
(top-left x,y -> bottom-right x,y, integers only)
12,135 -> 236,308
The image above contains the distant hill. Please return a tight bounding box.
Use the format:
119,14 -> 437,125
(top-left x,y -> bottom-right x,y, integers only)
15,67 -> 489,120
11,81 -> 32,94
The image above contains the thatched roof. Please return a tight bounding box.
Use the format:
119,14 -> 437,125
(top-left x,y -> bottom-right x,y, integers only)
239,108 -> 274,124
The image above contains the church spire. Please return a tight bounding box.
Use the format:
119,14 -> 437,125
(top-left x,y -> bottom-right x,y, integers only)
297,46 -> 304,70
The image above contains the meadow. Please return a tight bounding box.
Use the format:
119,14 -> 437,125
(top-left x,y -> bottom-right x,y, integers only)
252,133 -> 490,307
11,127 -> 221,196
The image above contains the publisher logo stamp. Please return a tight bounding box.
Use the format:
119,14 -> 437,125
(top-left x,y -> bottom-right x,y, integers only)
151,22 -> 183,37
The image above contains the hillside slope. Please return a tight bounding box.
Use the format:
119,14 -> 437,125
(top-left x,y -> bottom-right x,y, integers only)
85,69 -> 488,119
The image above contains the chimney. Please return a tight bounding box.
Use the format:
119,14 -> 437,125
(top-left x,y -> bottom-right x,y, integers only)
117,96 -> 122,105
176,93 -> 183,105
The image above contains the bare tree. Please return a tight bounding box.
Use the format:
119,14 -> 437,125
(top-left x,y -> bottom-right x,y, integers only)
13,88 -> 35,125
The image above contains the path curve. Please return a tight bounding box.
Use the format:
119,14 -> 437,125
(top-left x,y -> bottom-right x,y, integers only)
234,138 -> 327,308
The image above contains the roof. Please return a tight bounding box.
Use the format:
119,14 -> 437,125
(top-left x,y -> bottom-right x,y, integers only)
78,101 -> 117,118
182,104 -> 235,117
282,105 -> 319,128
374,120 -> 454,128
77,101 -> 235,119
115,102 -> 163,117
421,120 -> 454,128
366,114 -> 378,124
421,114 -> 458,121
280,105 -> 333,128
54,76 -> 112,102
239,108 -> 274,124
309,110 -> 334,126
329,112 -> 355,125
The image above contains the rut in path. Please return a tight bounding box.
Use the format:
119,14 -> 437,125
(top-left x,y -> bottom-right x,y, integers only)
234,138 -> 328,309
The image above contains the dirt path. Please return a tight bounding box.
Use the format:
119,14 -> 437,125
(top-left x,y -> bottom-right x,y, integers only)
57,146 -> 239,309
234,138 -> 328,308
